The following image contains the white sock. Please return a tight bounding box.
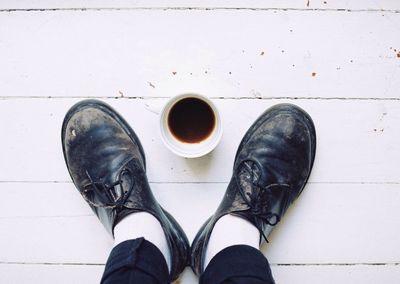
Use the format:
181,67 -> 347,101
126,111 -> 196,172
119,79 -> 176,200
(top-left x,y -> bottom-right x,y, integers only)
204,214 -> 260,268
113,212 -> 171,271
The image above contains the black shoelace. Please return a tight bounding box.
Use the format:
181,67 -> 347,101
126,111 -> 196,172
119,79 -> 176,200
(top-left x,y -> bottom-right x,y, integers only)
237,160 -> 291,242
82,168 -> 134,208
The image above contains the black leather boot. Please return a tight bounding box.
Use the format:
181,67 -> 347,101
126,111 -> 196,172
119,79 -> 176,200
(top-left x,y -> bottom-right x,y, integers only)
61,99 -> 189,281
190,104 -> 316,275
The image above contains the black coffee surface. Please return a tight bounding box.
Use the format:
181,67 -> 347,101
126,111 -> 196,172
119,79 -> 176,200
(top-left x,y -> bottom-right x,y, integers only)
168,97 -> 215,143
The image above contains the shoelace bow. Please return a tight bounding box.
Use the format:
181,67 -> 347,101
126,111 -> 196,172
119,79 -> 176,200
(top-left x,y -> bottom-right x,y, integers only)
237,161 -> 291,242
82,168 -> 134,209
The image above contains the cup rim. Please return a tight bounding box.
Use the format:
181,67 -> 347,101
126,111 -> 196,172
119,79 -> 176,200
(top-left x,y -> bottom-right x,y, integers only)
159,93 -> 223,158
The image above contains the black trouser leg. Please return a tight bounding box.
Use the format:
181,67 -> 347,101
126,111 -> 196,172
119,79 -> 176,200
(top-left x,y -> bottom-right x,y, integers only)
200,245 -> 275,284
101,237 -> 169,284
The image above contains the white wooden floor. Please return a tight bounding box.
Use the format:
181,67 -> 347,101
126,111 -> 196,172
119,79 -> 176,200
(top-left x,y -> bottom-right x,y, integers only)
1,1 -> 400,283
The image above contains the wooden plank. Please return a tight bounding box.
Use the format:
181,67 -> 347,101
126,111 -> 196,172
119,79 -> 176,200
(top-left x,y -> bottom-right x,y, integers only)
0,264 -> 104,284
0,182 -> 93,218
271,264 -> 400,284
0,263 -> 399,284
0,183 -> 399,265
0,216 -> 113,264
1,0 -> 400,10
265,183 -> 400,264
0,98 -> 398,183
0,182 -> 224,239
0,263 -> 192,284
0,10 -> 400,99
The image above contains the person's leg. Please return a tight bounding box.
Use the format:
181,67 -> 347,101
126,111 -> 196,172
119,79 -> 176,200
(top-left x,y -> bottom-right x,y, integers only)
100,211 -> 171,283
191,104 -> 317,283
101,238 -> 169,284
200,245 -> 274,284
61,100 -> 190,283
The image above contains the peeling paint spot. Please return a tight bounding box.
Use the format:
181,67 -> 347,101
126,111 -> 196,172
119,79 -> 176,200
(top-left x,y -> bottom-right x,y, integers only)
379,112 -> 388,121
251,89 -> 262,98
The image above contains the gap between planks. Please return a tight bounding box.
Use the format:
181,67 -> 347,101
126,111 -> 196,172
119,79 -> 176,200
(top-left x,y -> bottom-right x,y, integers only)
0,7 -> 400,13
0,181 -> 399,184
0,261 -> 398,266
1,96 -> 400,101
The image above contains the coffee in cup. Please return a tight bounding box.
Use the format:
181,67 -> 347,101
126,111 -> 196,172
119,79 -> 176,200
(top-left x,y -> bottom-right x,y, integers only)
160,93 -> 222,158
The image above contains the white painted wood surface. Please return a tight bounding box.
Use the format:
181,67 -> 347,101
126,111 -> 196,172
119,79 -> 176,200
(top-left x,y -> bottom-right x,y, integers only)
0,99 -> 399,183
0,1 -> 399,283
1,263 -> 400,284
1,0 -> 400,10
1,182 -> 400,264
1,9 -> 400,100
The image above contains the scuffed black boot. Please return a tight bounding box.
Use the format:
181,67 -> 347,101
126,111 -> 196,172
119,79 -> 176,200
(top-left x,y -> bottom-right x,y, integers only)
191,104 -> 316,275
61,99 -> 189,281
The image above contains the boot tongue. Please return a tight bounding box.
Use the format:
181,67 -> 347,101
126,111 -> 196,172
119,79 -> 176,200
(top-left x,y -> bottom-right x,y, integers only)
83,159 -> 137,208
106,169 -> 133,204
236,160 -> 289,226
105,160 -> 138,206
235,160 -> 281,241
236,160 -> 262,205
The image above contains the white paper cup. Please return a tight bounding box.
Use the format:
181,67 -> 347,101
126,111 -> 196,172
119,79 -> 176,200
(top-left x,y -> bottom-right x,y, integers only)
160,93 -> 223,158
